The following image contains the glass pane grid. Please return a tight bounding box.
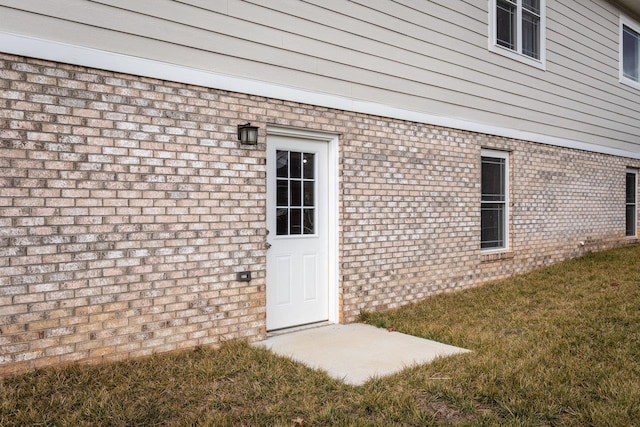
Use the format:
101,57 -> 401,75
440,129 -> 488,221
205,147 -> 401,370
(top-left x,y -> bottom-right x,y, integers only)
275,150 -> 316,236
481,204 -> 505,249
481,155 -> 507,249
495,0 -> 543,61
627,172 -> 637,237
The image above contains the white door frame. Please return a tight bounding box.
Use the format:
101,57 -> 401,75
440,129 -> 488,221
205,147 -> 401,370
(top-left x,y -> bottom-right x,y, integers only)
266,126 -> 340,326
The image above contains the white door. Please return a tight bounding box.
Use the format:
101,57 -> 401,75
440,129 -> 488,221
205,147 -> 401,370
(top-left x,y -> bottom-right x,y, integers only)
266,134 -> 329,330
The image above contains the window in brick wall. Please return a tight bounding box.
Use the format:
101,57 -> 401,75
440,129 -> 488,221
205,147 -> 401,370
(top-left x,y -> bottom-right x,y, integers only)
481,150 -> 509,250
626,169 -> 637,237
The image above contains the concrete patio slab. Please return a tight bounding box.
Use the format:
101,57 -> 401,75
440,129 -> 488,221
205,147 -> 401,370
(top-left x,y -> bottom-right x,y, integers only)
255,323 -> 470,386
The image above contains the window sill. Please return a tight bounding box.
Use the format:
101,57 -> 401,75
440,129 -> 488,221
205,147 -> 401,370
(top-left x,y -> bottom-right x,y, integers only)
480,250 -> 515,263
620,76 -> 640,91
489,44 -> 546,70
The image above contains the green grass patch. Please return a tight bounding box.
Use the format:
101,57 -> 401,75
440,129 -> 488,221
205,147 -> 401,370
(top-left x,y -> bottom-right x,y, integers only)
2,245 -> 640,426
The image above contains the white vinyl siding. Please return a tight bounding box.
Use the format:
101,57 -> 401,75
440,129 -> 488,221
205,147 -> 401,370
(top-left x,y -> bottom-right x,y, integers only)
0,0 -> 639,154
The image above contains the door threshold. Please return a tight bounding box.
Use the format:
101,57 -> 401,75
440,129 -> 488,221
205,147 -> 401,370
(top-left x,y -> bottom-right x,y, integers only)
267,321 -> 333,337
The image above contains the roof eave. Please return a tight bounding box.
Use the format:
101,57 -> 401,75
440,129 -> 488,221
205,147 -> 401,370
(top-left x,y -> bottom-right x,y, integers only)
616,0 -> 640,18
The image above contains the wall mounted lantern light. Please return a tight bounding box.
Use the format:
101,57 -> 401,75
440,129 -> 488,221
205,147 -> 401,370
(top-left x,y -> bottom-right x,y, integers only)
237,123 -> 259,145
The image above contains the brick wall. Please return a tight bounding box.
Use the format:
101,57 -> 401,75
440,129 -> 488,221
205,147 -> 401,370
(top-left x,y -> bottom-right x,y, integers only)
1,53 -> 638,374
0,54 -> 269,374
339,126 -> 639,321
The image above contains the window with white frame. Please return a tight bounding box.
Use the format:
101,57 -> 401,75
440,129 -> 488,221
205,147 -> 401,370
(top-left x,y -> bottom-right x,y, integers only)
626,170 -> 637,237
621,15 -> 640,89
481,150 -> 509,250
489,0 -> 546,69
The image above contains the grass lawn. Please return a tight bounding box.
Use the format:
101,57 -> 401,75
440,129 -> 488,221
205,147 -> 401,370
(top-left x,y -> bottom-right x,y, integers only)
2,245 -> 640,426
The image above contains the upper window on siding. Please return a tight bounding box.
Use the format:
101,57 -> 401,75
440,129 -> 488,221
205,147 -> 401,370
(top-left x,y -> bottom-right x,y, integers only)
489,0 -> 546,69
621,15 -> 640,90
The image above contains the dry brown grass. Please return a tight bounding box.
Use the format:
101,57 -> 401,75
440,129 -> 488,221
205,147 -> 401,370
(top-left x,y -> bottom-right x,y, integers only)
2,244 -> 640,426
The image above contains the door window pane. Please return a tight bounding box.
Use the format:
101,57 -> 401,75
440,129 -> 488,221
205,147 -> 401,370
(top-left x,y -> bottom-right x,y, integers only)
290,208 -> 302,235
290,152 -> 302,178
304,209 -> 315,235
277,180 -> 288,206
276,150 -> 288,178
290,180 -> 302,207
276,208 -> 288,235
303,153 -> 315,179
275,150 -> 316,236
304,182 -> 314,206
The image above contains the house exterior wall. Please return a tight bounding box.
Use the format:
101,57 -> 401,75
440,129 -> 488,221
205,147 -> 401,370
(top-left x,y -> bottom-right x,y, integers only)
1,53 -> 638,374
1,0 -> 640,154
339,114 -> 639,319
0,54 -> 268,374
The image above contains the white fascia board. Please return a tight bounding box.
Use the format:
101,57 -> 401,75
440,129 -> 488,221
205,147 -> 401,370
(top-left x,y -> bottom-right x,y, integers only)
2,31 -> 640,160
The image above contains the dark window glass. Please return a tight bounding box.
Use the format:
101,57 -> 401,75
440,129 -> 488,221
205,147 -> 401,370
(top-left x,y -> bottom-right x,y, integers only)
304,182 -> 314,207
626,172 -> 637,237
481,157 -> 505,202
495,0 -> 542,60
523,0 -> 539,14
277,180 -> 288,206
303,209 -> 314,235
290,152 -> 302,178
623,26 -> 639,82
497,0 -> 516,50
627,173 -> 636,204
274,150 -> 316,236
303,153 -> 315,179
626,206 -> 636,237
276,208 -> 288,235
481,204 -> 505,249
290,209 -> 302,235
276,150 -> 288,178
481,155 -> 507,249
522,11 -> 540,59
290,180 -> 302,207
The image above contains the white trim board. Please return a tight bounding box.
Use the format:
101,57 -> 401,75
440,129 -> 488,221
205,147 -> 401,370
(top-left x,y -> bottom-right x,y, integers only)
2,31 -> 640,160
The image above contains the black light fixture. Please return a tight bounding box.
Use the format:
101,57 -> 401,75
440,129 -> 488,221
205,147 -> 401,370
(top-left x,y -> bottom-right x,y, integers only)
237,122 -> 259,145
